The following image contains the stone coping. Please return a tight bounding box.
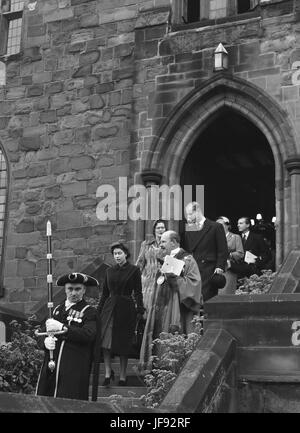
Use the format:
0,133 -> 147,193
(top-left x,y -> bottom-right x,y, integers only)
0,391 -> 118,413
0,391 -> 155,413
160,328 -> 236,413
204,293 -> 300,318
0,305 -> 28,321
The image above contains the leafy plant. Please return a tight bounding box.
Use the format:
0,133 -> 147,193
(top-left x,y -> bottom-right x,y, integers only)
84,295 -> 99,308
0,295 -> 101,396
0,320 -> 44,394
141,315 -> 203,408
236,269 -> 277,295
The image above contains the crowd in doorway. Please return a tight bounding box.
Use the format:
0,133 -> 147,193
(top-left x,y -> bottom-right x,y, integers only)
35,201 -> 273,401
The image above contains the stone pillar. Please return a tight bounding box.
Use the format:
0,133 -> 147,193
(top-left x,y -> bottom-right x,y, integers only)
285,155 -> 300,249
141,169 -> 163,240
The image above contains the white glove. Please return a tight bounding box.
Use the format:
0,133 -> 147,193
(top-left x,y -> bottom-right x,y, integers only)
44,336 -> 57,350
214,268 -> 224,274
46,318 -> 64,332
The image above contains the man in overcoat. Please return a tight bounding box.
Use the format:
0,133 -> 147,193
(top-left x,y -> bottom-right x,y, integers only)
184,202 -> 228,302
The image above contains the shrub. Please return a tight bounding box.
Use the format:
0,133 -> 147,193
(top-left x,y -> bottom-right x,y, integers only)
0,320 -> 44,394
236,269 -> 277,295
0,295 -> 102,396
141,315 -> 203,408
85,295 -> 99,308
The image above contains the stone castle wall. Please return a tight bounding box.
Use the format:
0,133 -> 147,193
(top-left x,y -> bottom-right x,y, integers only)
0,0 -> 299,312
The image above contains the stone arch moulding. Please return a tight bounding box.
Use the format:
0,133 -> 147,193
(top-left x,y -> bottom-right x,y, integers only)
140,73 -> 299,268
0,139 -> 10,298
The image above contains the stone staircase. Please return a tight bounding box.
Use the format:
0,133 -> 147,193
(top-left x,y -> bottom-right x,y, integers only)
89,358 -> 148,410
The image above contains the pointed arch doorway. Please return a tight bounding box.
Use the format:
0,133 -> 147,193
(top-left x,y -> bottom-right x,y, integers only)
179,108 -> 276,247
140,75 -> 299,269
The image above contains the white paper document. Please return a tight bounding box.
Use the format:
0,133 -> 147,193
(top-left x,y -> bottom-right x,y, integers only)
244,250 -> 257,264
161,255 -> 185,276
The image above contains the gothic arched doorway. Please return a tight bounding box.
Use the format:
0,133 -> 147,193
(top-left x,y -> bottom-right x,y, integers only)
139,75 -> 299,269
179,108 -> 276,248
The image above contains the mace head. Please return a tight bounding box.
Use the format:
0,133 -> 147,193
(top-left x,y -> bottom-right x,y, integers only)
46,220 -> 52,236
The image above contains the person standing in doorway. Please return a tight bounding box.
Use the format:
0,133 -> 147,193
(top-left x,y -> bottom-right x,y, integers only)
236,216 -> 271,277
216,216 -> 244,294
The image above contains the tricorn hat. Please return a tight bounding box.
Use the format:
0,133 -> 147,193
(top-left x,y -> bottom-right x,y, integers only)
210,273 -> 226,290
56,272 -> 99,287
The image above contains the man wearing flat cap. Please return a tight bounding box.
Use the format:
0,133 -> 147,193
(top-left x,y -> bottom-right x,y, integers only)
36,272 -> 99,400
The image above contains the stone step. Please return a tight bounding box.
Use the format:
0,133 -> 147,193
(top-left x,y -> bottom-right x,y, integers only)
97,359 -> 140,375
92,374 -> 145,387
93,396 -> 145,410
238,346 -> 300,381
99,362 -> 138,374
90,385 -> 147,398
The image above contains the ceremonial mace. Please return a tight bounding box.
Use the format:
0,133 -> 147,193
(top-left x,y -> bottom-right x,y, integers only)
35,220 -> 66,372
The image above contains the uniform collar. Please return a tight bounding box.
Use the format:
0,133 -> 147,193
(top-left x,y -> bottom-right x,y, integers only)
65,299 -> 84,311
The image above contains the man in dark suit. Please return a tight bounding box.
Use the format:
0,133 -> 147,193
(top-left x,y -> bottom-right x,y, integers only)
236,216 -> 271,277
184,202 -> 228,302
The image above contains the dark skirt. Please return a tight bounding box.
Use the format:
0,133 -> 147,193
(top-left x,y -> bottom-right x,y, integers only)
100,295 -> 136,356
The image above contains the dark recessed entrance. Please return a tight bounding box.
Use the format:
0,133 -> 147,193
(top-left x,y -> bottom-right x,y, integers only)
180,108 -> 275,236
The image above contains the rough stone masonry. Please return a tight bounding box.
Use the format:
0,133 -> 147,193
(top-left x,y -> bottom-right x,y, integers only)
0,0 -> 299,313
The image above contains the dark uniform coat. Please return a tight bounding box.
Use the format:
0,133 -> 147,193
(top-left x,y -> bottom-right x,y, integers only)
36,299 -> 97,400
97,262 -> 144,357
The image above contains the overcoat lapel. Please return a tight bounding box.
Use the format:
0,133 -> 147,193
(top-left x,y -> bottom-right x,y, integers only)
187,219 -> 212,251
118,263 -> 137,291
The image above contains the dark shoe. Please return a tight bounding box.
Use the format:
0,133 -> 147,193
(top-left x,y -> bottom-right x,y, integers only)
102,377 -> 110,386
102,369 -> 115,387
118,379 -> 127,386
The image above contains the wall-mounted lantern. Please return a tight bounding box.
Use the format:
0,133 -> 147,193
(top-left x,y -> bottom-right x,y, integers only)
213,43 -> 228,72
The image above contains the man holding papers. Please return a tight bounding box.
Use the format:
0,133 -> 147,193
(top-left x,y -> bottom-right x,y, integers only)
157,231 -> 202,335
236,216 -> 271,277
139,230 -> 201,370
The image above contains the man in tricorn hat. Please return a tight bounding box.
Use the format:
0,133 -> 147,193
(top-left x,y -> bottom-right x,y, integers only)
36,272 -> 99,401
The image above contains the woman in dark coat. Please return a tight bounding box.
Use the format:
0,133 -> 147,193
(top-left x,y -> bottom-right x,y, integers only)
97,242 -> 144,386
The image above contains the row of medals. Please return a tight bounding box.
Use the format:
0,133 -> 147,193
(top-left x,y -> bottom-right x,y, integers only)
67,309 -> 83,323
